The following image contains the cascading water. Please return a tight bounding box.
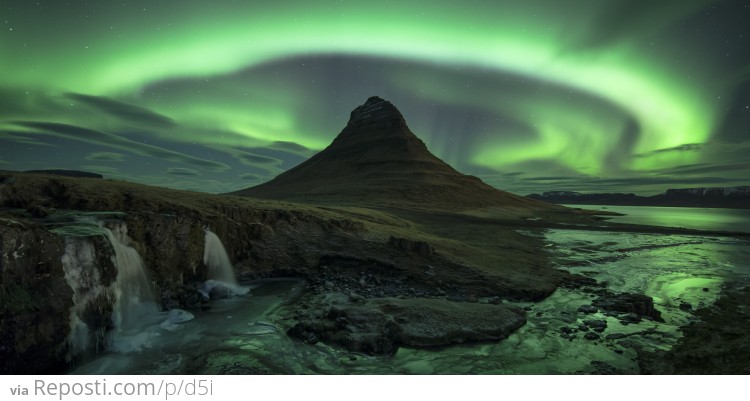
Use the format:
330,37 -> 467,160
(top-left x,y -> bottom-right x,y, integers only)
60,221 -> 161,358
203,229 -> 238,284
61,236 -> 109,360
104,224 -> 159,336
202,229 -> 248,297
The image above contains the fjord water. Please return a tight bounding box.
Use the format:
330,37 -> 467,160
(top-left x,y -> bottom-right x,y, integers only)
565,204 -> 750,233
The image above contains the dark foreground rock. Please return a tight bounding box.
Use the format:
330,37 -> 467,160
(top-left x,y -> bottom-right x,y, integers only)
288,293 -> 526,354
0,217 -> 71,374
593,292 -> 663,322
639,285 -> 750,374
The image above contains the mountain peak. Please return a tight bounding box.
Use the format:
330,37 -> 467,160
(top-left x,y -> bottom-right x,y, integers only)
345,96 -> 407,132
235,97 -> 552,211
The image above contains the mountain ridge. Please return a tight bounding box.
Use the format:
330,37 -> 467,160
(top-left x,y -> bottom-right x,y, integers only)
527,186 -> 750,209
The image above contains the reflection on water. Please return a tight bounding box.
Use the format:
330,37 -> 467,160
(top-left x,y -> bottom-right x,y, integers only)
565,204 -> 750,233
73,232 -> 750,375
546,230 -> 750,326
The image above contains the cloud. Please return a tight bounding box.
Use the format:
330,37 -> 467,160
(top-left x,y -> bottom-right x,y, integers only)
523,176 -> 585,182
208,145 -> 283,175
165,167 -> 200,176
0,130 -> 58,147
13,121 -> 230,171
79,165 -> 121,176
634,143 -> 703,158
270,141 -> 315,156
239,173 -> 262,181
590,176 -> 745,187
655,162 -> 750,175
65,93 -> 176,128
236,153 -> 280,166
85,151 -> 125,162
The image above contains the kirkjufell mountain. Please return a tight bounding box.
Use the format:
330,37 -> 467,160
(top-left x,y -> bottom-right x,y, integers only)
236,96 -> 554,211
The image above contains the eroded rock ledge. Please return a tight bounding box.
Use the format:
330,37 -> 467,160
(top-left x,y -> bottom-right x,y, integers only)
287,293 -> 527,354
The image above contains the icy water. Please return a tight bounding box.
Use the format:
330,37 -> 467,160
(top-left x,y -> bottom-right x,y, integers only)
564,204 -> 750,233
63,209 -> 750,374
373,231 -> 750,374
72,229 -> 750,374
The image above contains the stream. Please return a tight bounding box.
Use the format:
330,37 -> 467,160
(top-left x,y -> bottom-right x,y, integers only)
69,227 -> 750,374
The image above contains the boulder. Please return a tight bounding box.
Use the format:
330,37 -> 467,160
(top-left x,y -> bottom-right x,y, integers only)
577,304 -> 599,314
593,293 -> 663,321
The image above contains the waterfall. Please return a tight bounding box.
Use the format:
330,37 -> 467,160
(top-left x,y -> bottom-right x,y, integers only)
104,224 -> 159,334
61,221 -> 160,358
61,236 -> 109,360
203,230 -> 238,284
202,230 -> 248,297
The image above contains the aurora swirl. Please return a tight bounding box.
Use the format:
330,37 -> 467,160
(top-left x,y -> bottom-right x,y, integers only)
1,0 -> 748,194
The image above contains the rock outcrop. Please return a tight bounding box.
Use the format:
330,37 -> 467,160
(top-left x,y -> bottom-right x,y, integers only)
0,218 -> 71,373
288,293 -> 527,354
639,285 -> 750,374
592,292 -> 663,322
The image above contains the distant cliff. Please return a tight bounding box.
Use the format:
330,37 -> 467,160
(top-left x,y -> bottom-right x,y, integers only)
527,186 -> 750,209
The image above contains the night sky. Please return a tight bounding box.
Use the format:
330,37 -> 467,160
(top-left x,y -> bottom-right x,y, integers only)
1,0 -> 749,195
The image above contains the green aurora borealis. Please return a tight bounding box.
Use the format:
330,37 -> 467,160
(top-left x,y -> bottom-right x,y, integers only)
1,0 -> 749,194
